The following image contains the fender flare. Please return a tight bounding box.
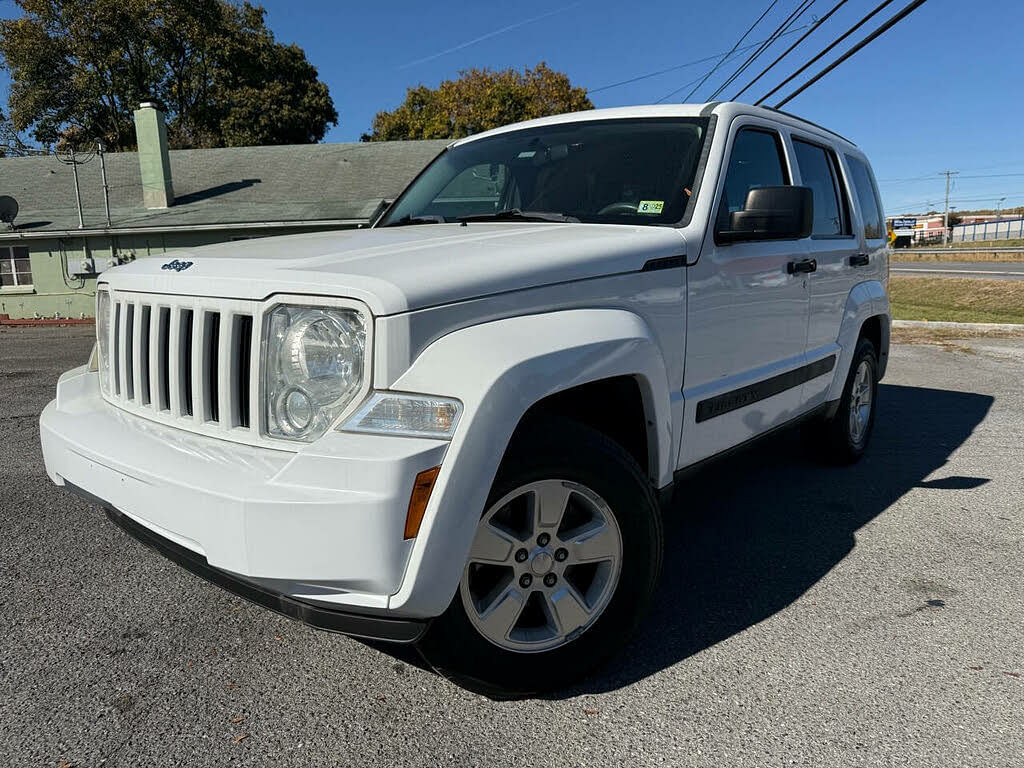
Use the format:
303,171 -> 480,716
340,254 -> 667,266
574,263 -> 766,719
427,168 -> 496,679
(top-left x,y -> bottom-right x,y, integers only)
827,280 -> 891,402
386,308 -> 673,617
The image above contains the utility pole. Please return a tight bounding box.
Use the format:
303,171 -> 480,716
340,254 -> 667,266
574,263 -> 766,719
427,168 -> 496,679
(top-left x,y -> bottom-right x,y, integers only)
941,170 -> 959,244
70,148 -> 84,229
97,139 -> 111,228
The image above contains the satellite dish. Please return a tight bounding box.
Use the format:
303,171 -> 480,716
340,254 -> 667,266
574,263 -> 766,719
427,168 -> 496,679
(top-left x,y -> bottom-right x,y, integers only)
0,196 -> 18,227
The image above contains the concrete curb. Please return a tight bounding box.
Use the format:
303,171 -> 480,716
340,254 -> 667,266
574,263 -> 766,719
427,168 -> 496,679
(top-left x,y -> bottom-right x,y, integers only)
0,313 -> 93,326
893,320 -> 1024,332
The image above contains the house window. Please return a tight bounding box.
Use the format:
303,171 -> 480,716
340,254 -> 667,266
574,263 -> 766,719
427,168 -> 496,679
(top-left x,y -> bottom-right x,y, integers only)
0,246 -> 33,287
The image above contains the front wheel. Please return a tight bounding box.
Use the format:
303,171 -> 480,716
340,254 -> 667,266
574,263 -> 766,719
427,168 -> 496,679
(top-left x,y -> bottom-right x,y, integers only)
416,418 -> 663,698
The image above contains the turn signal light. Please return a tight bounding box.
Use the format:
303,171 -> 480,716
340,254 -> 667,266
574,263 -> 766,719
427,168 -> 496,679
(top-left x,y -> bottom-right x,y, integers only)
404,466 -> 440,540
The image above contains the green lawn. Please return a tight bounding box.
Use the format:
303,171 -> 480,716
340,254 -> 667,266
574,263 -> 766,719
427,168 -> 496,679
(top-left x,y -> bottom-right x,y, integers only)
890,277 -> 1024,324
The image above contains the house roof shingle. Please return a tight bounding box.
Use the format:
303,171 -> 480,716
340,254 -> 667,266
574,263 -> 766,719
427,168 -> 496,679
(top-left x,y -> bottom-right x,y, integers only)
0,140 -> 448,234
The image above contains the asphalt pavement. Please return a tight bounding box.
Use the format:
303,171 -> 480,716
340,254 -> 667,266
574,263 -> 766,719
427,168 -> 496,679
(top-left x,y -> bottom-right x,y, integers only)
891,260 -> 1024,280
2,325 -> 1022,767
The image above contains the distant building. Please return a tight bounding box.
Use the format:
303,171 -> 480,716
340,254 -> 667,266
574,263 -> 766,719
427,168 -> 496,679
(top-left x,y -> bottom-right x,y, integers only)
0,103 -> 446,322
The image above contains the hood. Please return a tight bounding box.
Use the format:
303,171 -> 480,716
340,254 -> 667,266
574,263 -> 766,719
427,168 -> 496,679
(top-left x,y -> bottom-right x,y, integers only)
102,223 -> 688,315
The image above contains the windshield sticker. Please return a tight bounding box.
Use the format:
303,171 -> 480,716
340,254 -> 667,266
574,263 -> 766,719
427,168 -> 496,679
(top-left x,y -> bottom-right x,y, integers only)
517,151 -> 537,158
637,200 -> 664,214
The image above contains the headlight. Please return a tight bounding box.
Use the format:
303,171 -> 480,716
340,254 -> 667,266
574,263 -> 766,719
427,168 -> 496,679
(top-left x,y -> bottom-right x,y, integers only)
95,288 -> 112,395
262,304 -> 366,442
341,392 -> 462,440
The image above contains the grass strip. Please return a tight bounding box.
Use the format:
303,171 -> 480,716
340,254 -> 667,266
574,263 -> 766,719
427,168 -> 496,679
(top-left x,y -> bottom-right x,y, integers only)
889,276 -> 1024,324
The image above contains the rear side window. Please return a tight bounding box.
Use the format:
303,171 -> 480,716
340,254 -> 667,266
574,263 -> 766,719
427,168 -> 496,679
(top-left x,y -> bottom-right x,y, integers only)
716,128 -> 789,233
845,155 -> 885,240
793,139 -> 850,237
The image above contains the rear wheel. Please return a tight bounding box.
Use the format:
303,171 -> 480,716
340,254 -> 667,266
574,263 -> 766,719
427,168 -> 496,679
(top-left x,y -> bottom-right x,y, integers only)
416,418 -> 663,698
807,336 -> 879,464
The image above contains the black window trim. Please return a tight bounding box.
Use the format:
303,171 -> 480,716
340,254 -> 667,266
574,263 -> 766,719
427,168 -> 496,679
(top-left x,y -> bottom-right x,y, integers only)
713,124 -> 795,247
790,133 -> 856,241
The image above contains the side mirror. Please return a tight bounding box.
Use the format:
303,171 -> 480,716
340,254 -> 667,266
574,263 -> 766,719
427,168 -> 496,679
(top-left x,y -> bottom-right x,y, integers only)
717,186 -> 813,244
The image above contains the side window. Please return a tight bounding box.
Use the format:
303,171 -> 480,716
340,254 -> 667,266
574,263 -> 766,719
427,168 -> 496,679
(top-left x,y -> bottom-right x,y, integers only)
846,155 -> 885,240
716,128 -> 789,234
792,139 -> 851,237
0,246 -> 33,287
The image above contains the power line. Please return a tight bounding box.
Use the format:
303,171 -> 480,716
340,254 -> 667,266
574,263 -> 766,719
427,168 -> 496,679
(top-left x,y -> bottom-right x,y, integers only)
680,0 -> 782,103
655,46 -> 755,104
755,0 -> 894,105
732,0 -> 850,101
589,26 -> 810,95
772,0 -> 930,108
708,0 -> 816,101
886,193 -> 1021,212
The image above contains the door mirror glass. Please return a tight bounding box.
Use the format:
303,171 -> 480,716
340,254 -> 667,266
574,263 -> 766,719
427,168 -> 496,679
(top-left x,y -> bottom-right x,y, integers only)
718,186 -> 813,243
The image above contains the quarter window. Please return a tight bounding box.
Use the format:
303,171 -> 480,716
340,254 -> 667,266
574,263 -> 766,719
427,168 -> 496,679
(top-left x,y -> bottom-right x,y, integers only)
0,246 -> 32,287
716,128 -> 789,234
793,139 -> 850,237
846,155 -> 885,240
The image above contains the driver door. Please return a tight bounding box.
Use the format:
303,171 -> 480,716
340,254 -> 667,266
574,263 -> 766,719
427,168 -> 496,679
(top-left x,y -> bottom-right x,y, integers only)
680,123 -> 811,467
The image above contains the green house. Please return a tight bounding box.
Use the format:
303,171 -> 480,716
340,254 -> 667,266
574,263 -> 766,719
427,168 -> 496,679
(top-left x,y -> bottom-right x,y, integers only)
0,103 -> 446,322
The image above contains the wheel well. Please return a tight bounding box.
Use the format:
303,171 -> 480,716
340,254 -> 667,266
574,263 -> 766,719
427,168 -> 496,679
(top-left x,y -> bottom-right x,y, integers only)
860,315 -> 882,354
512,376 -> 652,479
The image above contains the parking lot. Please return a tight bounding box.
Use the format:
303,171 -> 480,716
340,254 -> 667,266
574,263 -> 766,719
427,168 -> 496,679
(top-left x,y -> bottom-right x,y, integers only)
2,325 -> 1022,767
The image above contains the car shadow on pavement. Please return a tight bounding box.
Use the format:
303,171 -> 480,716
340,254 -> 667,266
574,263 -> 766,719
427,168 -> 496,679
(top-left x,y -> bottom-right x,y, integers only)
549,382 -> 994,697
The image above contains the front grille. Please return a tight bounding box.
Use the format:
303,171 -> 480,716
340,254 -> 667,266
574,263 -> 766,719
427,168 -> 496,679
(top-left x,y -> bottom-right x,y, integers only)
103,291 -> 260,441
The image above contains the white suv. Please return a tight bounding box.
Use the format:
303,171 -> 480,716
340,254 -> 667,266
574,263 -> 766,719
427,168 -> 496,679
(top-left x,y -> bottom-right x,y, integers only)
40,102 -> 890,697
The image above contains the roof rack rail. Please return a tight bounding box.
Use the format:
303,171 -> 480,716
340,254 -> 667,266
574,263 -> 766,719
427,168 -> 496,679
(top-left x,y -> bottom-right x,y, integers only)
762,106 -> 858,147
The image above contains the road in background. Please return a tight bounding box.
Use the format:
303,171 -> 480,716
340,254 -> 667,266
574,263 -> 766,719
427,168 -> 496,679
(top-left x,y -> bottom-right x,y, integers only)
892,261 -> 1024,280
2,326 -> 1022,767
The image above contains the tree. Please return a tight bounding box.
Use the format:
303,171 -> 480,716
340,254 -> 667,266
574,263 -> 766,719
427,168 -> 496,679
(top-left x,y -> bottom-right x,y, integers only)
0,107 -> 30,156
0,0 -> 338,150
362,63 -> 592,142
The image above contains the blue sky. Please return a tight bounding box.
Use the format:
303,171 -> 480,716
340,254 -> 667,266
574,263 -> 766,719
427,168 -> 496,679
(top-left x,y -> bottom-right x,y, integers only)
2,0 -> 1022,215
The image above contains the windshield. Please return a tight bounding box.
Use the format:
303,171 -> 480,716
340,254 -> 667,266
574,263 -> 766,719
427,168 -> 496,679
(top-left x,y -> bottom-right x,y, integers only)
379,117 -> 710,228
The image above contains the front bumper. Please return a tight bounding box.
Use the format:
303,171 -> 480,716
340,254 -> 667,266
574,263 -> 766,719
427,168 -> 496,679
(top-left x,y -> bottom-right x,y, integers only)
94,496 -> 425,642
40,365 -> 449,626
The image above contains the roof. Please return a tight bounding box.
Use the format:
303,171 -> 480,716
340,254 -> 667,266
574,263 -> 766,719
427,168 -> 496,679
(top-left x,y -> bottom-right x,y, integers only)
451,102 -> 858,151
0,139 -> 448,237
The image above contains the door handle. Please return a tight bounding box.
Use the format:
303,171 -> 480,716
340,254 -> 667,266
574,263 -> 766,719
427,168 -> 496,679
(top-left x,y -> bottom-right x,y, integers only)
787,258 -> 817,274
849,254 -> 870,267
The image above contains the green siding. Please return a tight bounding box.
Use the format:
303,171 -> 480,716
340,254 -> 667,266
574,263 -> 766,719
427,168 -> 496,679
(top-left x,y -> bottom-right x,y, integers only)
0,224 -> 352,320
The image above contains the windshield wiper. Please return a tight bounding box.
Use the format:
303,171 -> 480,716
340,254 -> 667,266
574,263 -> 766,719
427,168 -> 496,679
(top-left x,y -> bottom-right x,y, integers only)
458,208 -> 579,224
382,214 -> 445,227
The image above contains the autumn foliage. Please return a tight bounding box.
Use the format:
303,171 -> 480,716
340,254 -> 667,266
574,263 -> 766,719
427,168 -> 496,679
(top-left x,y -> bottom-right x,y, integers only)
362,63 -> 593,142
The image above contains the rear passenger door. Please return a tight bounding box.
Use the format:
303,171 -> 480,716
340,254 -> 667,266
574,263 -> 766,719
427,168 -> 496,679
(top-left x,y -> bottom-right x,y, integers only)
681,123 -> 811,467
789,135 -> 859,408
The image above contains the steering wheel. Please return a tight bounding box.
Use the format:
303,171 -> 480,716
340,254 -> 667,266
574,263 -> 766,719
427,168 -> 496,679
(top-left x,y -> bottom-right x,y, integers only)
597,201 -> 641,216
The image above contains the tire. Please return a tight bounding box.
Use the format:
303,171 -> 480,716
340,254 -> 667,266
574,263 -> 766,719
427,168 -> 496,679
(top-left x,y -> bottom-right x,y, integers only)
415,417 -> 663,698
807,336 -> 879,464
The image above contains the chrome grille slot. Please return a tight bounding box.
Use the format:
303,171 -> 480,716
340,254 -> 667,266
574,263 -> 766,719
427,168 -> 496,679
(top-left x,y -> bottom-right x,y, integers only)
181,308 -> 194,417
233,315 -> 253,429
137,305 -> 151,406
124,304 -> 135,401
203,311 -> 221,424
112,302 -> 122,396
152,306 -> 170,411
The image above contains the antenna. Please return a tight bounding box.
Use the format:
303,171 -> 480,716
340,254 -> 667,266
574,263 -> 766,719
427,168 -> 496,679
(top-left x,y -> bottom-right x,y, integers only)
0,195 -> 18,228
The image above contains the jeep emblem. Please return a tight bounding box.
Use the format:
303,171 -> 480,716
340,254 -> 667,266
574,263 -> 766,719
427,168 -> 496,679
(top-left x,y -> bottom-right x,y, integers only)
161,259 -> 193,272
